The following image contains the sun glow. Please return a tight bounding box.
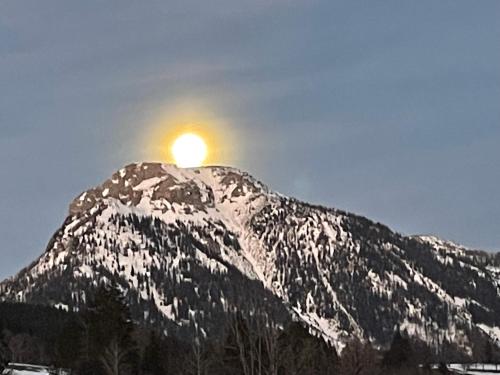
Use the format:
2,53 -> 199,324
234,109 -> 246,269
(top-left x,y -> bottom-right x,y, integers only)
171,133 -> 208,168
143,99 -> 239,167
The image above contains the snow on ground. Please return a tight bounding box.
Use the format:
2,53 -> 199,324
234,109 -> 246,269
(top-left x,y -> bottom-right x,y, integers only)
447,363 -> 500,374
478,324 -> 500,346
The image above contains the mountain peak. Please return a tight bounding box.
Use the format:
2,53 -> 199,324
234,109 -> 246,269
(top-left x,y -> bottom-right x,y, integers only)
69,162 -> 270,222
2,162 -> 500,356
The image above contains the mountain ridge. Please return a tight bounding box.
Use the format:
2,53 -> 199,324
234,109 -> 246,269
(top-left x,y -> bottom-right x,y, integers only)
1,162 -> 500,356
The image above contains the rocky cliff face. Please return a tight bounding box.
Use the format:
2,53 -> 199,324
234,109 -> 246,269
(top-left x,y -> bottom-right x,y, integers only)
1,162 -> 499,355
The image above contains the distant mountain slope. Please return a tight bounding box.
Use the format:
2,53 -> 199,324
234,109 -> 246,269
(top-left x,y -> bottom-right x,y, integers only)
1,162 -> 499,355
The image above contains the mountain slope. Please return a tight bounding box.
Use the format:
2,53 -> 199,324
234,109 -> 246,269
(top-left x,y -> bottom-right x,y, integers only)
1,162 -> 499,355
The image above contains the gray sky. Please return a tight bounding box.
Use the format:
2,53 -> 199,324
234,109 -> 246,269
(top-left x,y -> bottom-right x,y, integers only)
1,1 -> 499,279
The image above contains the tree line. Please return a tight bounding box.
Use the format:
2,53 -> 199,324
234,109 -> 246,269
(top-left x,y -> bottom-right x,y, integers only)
1,284 -> 498,375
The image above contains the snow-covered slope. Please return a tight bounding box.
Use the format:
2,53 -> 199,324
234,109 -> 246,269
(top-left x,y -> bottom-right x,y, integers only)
1,162 -> 499,355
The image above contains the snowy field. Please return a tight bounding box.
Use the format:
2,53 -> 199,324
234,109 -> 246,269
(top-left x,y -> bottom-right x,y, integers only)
446,363 -> 500,374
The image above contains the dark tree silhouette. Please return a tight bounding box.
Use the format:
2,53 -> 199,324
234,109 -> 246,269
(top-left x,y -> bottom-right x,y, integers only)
141,332 -> 163,375
80,283 -> 138,375
278,322 -> 338,375
337,337 -> 379,375
383,330 -> 413,369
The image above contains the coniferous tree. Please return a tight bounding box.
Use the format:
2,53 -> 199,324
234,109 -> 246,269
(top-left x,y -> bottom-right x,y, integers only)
382,330 -> 413,369
278,322 -> 338,375
141,332 -> 163,375
0,323 -> 11,371
55,316 -> 84,369
81,283 -> 138,375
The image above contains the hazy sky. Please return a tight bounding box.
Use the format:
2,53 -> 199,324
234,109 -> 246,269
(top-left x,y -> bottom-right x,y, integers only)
1,1 -> 499,279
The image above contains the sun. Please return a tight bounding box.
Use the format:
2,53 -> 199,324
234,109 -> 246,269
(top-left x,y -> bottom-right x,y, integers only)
171,133 -> 208,168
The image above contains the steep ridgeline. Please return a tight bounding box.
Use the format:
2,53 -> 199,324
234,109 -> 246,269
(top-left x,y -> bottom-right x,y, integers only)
1,162 -> 500,355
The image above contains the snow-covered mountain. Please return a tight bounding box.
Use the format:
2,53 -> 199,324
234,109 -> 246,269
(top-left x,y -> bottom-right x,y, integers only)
1,162 -> 500,355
